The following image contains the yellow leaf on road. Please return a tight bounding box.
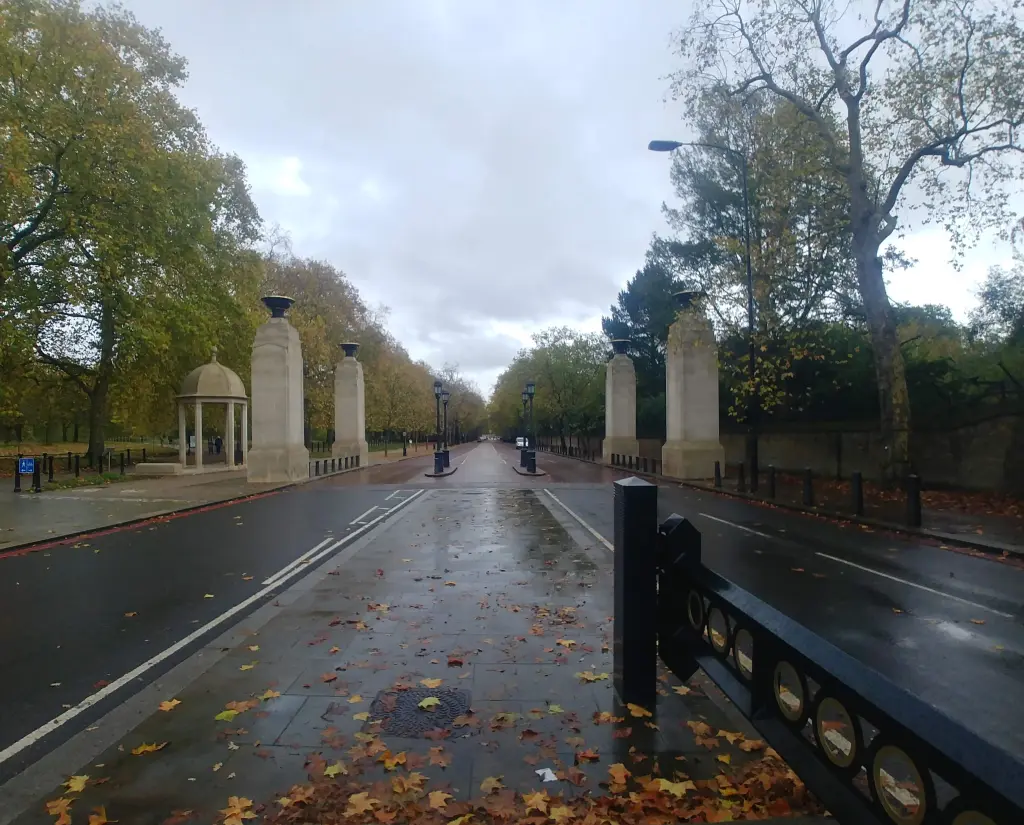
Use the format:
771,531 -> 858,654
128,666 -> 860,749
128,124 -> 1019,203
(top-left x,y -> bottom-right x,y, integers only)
64,775 -> 89,793
444,581 -> 457,586
717,753 -> 731,764
239,662 -> 257,671
214,710 -> 239,722
548,704 -> 564,714
219,795 -> 256,824
970,618 -> 986,625
418,697 -> 440,710
626,703 -> 652,718
549,805 -> 572,823
428,790 -> 451,809
348,694 -> 363,703
344,792 -> 378,816
323,761 -> 347,778
523,790 -> 548,813
480,775 -> 503,794
247,645 -> 259,651
575,671 -> 608,682
353,711 -> 369,721
131,742 -> 168,755
158,700 -> 181,712
657,778 -> 696,797
556,639 -> 576,648
672,685 -> 691,695
420,678 -> 443,688
260,690 -> 281,701
123,612 -> 137,618
45,798 -> 72,825
204,594 -> 214,599
87,805 -> 113,825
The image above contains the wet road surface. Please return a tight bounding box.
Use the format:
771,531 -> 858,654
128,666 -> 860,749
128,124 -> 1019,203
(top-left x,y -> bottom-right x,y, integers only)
2,440 -> 1021,784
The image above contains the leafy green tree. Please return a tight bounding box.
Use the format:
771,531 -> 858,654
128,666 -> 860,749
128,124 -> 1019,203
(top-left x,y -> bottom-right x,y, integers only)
673,0 -> 1024,475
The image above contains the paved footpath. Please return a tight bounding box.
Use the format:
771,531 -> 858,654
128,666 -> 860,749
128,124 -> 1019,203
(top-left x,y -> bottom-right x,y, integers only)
0,445 -> 829,824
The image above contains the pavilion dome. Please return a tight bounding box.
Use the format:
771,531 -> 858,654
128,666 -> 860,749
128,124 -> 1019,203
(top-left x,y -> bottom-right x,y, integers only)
178,348 -> 248,400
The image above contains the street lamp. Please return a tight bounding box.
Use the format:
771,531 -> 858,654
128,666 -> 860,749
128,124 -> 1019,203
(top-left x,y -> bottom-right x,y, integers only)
433,380 -> 442,456
525,381 -> 535,450
441,389 -> 451,451
649,138 -> 759,490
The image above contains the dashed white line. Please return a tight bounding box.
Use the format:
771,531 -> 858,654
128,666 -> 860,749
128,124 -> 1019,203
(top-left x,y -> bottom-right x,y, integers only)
262,536 -> 334,585
0,488 -> 425,767
350,505 -> 380,524
698,512 -> 773,539
815,552 -> 1014,618
543,489 -> 614,551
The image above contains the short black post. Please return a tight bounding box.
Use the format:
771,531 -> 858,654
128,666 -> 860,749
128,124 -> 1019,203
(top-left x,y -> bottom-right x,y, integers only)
74,455 -> 80,477
737,461 -> 746,493
120,451 -> 125,475
316,460 -> 321,476
851,471 -> 864,516
613,477 -> 658,708
126,448 -> 131,466
32,459 -> 42,492
767,465 -> 776,499
906,474 -> 922,527
714,460 -> 722,488
142,447 -> 147,463
331,458 -> 335,472
520,448 -> 527,468
803,468 -> 814,506
66,451 -> 72,471
443,449 -> 450,468
13,459 -> 22,493
433,451 -> 444,474
642,457 -> 648,473
403,441 -> 407,457
48,455 -> 54,483
344,457 -> 349,469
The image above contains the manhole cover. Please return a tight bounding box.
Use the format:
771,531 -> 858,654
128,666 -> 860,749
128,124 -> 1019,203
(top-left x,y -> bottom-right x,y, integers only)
369,687 -> 470,737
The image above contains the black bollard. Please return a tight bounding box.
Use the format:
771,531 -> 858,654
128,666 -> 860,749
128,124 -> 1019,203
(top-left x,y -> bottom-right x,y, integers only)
74,454 -> 80,477
142,447 -> 147,463
767,465 -> 776,499
317,460 -> 322,476
906,474 -> 922,527
520,448 -> 527,468
32,459 -> 42,492
803,468 -> 814,506
403,441 -> 407,457
120,451 -> 125,475
851,471 -> 864,516
344,456 -> 349,469
642,457 -> 648,473
612,477 -> 659,707
714,460 -> 722,488
13,457 -> 22,493
737,462 -> 746,493
527,450 -> 536,473
443,449 -> 450,468
434,451 -> 444,474
67,451 -> 72,471
48,455 -> 54,483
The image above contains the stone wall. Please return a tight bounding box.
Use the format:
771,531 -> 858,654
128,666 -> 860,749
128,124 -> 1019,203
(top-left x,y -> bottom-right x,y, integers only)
540,411 -> 1024,492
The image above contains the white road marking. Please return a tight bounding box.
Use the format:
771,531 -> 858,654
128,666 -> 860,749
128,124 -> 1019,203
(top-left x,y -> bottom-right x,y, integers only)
698,513 -> 773,539
261,536 -> 334,585
0,488 -> 425,767
815,552 -> 1014,618
385,490 -> 401,501
695,515 -> 1012,618
543,489 -> 614,552
350,505 -> 380,524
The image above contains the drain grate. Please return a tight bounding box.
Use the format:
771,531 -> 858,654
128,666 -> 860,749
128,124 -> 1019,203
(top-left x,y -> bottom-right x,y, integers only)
369,687 -> 471,737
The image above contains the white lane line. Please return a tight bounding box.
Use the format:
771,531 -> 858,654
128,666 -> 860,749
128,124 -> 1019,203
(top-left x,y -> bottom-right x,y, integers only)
350,505 -> 380,525
698,512 -> 773,539
0,488 -> 425,767
385,490 -> 401,501
815,552 -> 1014,618
543,489 -> 614,552
261,537 -> 334,585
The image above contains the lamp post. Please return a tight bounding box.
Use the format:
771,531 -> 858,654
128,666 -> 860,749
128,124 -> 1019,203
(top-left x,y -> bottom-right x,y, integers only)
525,380 -> 535,448
649,138 -> 758,490
433,379 -> 442,457
441,389 -> 451,468
520,390 -> 530,467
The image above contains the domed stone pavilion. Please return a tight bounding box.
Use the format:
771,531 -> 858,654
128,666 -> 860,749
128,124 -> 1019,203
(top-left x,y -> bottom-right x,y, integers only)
175,347 -> 249,473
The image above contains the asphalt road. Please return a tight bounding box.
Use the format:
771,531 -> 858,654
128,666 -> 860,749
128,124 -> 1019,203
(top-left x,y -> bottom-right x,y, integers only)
0,479 -> 425,781
531,448 -> 1024,759
2,440 -> 1021,786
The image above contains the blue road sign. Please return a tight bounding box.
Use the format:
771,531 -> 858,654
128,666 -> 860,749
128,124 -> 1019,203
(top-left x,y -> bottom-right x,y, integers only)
18,457 -> 35,475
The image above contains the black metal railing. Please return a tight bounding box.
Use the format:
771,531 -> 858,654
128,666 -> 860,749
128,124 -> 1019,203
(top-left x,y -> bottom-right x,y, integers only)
309,454 -> 360,477
655,507 -> 1022,824
611,476 -> 1023,825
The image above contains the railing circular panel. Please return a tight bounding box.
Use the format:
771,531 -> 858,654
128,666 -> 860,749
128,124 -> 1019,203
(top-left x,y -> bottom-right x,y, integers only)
868,742 -> 934,825
812,694 -> 861,773
686,590 -> 704,632
733,627 -> 754,680
773,660 -> 807,723
708,606 -> 730,654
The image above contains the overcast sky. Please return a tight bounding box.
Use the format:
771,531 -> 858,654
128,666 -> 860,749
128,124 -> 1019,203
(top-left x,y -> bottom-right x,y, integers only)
119,0 -> 1017,397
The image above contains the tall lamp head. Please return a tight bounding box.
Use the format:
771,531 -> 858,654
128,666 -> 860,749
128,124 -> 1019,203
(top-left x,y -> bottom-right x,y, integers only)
525,381 -> 535,398
433,380 -> 442,399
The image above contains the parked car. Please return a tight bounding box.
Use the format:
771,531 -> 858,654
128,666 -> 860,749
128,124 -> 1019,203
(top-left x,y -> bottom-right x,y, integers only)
516,437 -> 527,448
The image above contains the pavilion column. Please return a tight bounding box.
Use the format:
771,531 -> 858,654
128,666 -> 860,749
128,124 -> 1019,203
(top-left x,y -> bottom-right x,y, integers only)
241,403 -> 248,467
195,401 -> 204,470
226,402 -> 236,467
178,402 -> 187,467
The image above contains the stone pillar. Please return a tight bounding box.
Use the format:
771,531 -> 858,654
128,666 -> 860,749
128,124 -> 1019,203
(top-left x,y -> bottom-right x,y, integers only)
247,296 -> 310,483
226,401 -> 236,468
661,291 -> 725,479
333,342 -> 369,468
241,404 -> 248,467
178,402 -> 187,467
602,339 -> 640,464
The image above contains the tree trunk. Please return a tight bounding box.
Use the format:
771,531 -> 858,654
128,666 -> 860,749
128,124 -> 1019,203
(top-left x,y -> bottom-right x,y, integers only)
87,301 -> 116,466
851,224 -> 912,478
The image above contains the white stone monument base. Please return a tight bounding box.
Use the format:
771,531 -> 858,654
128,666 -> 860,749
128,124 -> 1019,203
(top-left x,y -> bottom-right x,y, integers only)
602,437 -> 639,464
131,462 -> 183,476
333,439 -> 369,467
662,440 -> 725,480
247,445 -> 310,483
